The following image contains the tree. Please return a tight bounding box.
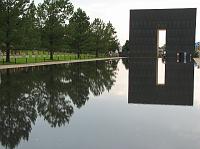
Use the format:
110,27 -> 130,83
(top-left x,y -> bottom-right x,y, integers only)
38,0 -> 73,60
0,0 -> 30,62
67,8 -> 90,58
122,40 -> 129,53
17,0 -> 41,50
90,20 -> 119,57
104,21 -> 120,54
0,1 -> 4,48
90,18 -> 106,57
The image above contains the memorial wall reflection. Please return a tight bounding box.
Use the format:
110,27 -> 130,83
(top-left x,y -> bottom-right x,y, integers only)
128,58 -> 194,106
0,59 -> 119,149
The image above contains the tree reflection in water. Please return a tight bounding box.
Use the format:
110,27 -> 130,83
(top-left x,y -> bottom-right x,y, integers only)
0,59 -> 119,149
122,58 -> 129,70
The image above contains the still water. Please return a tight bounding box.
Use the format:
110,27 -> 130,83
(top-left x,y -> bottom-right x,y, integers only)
0,58 -> 200,149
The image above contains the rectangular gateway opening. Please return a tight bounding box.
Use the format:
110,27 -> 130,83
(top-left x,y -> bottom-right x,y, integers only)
157,30 -> 166,57
156,29 -> 166,85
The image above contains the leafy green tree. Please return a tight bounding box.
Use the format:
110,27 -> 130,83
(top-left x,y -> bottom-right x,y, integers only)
104,21 -> 119,54
90,20 -> 119,57
90,18 -> 106,57
67,8 -> 90,58
38,0 -> 74,60
0,0 -> 30,62
122,40 -> 129,53
0,1 -> 4,48
17,1 -> 41,50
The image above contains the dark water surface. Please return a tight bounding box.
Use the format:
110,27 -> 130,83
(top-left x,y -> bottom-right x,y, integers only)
0,58 -> 200,149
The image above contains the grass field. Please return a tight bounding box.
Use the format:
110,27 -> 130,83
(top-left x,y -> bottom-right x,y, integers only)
0,51 -> 107,65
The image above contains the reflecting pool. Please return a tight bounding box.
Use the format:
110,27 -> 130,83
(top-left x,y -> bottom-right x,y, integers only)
0,58 -> 200,149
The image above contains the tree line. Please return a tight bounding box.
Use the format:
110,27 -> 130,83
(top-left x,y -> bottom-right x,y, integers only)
0,0 -> 120,62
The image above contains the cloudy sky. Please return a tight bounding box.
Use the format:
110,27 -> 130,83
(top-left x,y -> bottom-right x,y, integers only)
35,0 -> 200,45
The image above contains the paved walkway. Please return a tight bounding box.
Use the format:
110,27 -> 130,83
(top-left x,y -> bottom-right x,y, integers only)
194,58 -> 200,66
0,57 -> 123,70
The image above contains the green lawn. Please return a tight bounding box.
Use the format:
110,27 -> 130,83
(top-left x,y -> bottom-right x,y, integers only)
0,52 -> 108,65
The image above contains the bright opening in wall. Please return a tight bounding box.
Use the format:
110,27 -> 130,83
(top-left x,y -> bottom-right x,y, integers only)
156,58 -> 166,85
157,30 -> 166,57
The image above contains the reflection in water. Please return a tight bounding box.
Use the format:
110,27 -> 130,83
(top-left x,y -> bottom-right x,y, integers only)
194,65 -> 200,106
156,58 -> 166,85
122,58 -> 129,70
0,58 -> 198,149
128,58 -> 194,106
0,59 -> 119,149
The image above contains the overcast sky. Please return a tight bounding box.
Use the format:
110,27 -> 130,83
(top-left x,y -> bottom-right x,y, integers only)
35,0 -> 200,45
